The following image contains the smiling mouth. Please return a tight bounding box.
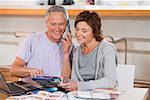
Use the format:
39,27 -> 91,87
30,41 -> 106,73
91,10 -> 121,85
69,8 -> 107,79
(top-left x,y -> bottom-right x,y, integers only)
77,37 -> 84,40
54,32 -> 62,35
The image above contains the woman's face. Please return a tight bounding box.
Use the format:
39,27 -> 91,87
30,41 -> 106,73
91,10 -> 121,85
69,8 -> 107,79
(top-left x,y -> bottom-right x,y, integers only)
75,21 -> 94,44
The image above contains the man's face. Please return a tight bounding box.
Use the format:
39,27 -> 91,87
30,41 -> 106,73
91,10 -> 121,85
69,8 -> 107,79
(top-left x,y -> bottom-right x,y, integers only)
46,12 -> 66,42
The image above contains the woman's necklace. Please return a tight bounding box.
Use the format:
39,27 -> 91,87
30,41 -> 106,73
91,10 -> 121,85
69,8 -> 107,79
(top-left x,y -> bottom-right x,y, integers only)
81,41 -> 100,55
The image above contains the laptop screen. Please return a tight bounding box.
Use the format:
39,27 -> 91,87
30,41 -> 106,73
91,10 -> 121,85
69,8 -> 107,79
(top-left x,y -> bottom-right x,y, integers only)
0,72 -> 12,93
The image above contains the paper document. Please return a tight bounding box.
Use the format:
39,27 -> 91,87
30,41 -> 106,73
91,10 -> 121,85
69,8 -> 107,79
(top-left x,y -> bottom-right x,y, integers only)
6,91 -> 66,100
73,91 -> 111,99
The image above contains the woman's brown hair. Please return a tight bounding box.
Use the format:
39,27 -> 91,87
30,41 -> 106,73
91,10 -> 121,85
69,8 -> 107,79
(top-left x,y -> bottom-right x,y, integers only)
75,11 -> 103,42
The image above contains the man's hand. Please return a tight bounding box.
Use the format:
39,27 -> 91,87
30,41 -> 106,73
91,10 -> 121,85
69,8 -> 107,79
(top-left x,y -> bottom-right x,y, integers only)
28,68 -> 43,77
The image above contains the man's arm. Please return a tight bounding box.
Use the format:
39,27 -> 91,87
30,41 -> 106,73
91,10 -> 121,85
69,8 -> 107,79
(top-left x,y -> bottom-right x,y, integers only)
10,57 -> 30,78
10,57 -> 43,78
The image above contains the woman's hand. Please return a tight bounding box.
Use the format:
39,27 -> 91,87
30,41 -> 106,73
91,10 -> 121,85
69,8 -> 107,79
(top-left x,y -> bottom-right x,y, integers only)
62,33 -> 72,55
59,81 -> 78,91
61,33 -> 72,79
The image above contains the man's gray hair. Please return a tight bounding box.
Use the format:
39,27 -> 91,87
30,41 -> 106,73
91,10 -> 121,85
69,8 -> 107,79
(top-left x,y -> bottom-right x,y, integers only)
45,5 -> 68,21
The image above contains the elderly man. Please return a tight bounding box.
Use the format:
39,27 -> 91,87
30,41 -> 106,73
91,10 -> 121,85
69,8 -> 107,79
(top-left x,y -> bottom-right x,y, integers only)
10,5 -> 72,82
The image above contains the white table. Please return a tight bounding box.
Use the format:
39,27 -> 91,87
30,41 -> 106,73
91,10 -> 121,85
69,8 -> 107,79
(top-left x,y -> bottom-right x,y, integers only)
117,88 -> 148,100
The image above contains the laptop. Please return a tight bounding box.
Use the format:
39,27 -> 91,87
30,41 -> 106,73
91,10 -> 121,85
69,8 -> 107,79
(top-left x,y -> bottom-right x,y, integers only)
0,72 -> 40,96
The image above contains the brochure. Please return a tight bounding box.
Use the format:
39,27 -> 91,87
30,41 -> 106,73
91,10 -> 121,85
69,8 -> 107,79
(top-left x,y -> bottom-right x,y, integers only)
69,91 -> 111,99
67,88 -> 124,99
6,91 -> 66,100
32,75 -> 61,88
6,88 -> 123,100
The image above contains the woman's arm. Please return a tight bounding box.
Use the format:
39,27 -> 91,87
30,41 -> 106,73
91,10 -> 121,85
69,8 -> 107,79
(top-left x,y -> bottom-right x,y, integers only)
61,34 -> 72,79
61,53 -> 71,79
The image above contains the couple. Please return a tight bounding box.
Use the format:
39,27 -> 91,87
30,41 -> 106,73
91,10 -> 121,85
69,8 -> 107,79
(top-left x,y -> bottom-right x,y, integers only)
10,5 -> 118,91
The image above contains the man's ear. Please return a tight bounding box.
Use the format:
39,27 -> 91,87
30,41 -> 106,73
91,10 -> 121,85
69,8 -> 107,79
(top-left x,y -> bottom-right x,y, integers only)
46,19 -> 48,24
45,16 -> 49,24
45,18 -> 49,27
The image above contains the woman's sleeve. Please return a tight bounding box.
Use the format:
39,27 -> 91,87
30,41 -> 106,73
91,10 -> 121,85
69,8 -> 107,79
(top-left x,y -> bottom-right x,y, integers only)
77,45 -> 117,91
71,64 -> 78,81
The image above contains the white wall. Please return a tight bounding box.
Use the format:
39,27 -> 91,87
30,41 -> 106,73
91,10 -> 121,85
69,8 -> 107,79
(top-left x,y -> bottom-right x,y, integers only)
0,15 -> 149,80
102,16 -> 150,81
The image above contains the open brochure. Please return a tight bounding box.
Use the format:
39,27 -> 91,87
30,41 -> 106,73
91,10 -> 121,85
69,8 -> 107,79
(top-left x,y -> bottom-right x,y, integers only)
67,91 -> 111,99
67,88 -> 124,99
6,88 -> 124,100
93,88 -> 124,99
6,91 -> 66,100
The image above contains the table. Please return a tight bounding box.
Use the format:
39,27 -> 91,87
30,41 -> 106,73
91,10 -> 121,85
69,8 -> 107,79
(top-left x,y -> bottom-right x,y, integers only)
1,88 -> 148,100
118,88 -> 148,100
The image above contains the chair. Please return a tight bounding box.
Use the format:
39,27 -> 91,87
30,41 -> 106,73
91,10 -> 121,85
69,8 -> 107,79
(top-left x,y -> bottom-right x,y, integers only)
116,64 -> 135,90
104,35 -> 127,64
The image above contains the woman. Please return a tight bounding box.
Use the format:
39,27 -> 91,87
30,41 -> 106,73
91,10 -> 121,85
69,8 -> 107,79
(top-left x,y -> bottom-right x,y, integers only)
60,11 -> 118,91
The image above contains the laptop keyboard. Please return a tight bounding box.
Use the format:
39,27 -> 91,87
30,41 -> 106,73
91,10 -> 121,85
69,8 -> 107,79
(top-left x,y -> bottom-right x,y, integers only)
8,83 -> 25,93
